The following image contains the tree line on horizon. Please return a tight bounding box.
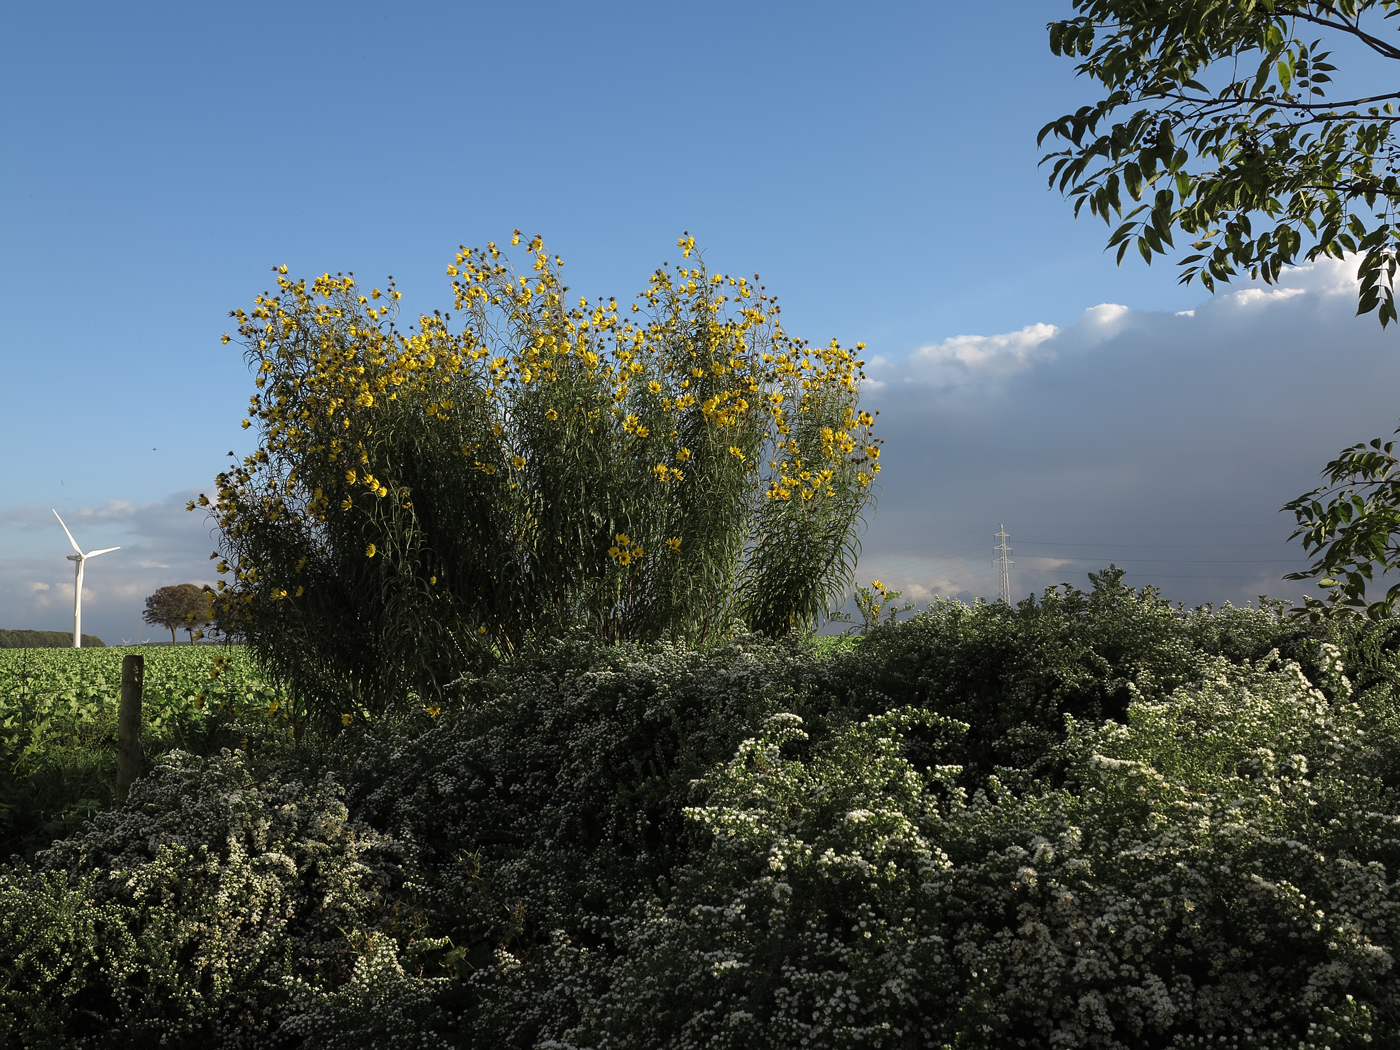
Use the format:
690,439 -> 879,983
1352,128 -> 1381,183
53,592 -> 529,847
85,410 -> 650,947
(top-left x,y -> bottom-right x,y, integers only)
0,630 -> 106,649
2,583 -> 216,649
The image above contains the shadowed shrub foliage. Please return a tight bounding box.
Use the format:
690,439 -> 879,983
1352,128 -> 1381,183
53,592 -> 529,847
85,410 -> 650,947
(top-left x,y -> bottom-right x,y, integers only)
1,751 -> 415,1046
5,581 -> 1399,1048
812,567 -> 1324,783
205,236 -> 879,726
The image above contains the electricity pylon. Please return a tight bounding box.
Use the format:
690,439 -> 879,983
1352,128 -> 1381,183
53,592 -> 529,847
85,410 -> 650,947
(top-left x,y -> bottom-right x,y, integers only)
994,524 -> 1013,604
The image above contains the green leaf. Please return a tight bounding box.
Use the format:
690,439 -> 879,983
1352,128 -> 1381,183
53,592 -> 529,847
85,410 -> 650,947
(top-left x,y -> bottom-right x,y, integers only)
1125,162 -> 1143,201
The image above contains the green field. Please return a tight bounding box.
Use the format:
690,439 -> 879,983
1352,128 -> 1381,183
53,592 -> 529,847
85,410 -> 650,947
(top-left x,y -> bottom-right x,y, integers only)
0,646 -> 289,856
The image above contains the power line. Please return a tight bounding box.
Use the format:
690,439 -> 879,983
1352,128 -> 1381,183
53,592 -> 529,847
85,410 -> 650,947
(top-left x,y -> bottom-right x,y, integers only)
864,540 -> 1003,576
1017,556 -> 1300,565
1006,522 -> 1284,529
922,566 -> 993,587
1036,577 -> 1282,585
870,526 -> 989,559
1016,540 -> 1285,549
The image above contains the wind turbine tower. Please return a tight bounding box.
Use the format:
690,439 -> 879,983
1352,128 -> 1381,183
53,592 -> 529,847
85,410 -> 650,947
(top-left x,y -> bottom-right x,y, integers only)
53,510 -> 120,648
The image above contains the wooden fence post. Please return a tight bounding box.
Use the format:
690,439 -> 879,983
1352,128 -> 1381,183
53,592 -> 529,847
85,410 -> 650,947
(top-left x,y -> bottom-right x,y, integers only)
116,653 -> 144,802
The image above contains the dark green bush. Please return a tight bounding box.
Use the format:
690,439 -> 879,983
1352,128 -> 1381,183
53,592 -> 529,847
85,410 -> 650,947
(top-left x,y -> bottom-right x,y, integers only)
812,567 -> 1322,783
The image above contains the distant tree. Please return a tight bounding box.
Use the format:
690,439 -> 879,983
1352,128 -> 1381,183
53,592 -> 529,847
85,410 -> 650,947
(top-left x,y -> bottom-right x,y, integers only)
143,584 -> 213,644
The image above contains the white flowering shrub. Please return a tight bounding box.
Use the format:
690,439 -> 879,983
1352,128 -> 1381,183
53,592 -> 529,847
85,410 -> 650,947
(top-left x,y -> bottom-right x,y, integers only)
5,586 -> 1398,1049
279,932 -> 458,1049
328,635 -> 816,949
928,652 -> 1400,1047
0,749 -> 429,1047
514,651 -> 1400,1049
515,708 -> 969,1050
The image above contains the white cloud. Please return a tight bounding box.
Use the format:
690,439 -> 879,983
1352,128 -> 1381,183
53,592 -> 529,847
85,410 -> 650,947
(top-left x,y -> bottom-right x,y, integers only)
1226,286 -> 1306,307
897,322 -> 1058,393
884,301 -> 1140,398
81,499 -> 139,519
914,322 -> 1059,373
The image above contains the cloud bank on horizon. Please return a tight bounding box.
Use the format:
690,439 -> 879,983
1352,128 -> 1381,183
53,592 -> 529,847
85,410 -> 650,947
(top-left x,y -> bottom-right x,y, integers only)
855,256 -> 1400,610
2,256 -> 1397,641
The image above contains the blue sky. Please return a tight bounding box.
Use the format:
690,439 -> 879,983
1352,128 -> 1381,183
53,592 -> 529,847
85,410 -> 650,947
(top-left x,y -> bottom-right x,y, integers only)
2,0 -> 1395,643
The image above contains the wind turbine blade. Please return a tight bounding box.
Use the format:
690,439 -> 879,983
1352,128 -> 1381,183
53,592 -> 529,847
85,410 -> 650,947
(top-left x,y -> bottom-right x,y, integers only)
52,509 -> 82,555
85,546 -> 121,558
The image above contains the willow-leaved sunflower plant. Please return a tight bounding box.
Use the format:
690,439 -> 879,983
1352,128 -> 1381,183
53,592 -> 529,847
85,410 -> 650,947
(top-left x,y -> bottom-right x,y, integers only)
199,234 -> 881,724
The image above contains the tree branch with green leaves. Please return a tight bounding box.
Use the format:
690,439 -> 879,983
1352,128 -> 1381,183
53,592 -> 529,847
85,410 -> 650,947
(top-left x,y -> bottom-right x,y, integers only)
1284,431 -> 1400,618
1042,0 -> 1400,324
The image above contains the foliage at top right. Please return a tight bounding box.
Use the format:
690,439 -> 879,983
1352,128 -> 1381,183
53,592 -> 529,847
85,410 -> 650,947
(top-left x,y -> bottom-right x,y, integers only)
1042,0 -> 1400,325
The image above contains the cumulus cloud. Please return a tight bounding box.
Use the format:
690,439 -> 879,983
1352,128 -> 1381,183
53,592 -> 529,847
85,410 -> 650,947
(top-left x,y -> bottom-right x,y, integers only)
905,322 -> 1058,386
875,302 -> 1140,398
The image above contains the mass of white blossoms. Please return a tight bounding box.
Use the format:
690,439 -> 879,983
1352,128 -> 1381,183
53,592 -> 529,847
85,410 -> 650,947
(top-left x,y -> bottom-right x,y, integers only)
492,651 -> 1398,1049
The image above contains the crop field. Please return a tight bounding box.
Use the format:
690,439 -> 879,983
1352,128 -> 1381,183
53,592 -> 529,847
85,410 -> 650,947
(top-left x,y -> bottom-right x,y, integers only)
0,646 -> 288,767
0,646 -> 290,856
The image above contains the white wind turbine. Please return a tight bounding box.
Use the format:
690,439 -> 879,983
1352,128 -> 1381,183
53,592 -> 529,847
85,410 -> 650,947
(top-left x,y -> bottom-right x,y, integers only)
53,509 -> 120,648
